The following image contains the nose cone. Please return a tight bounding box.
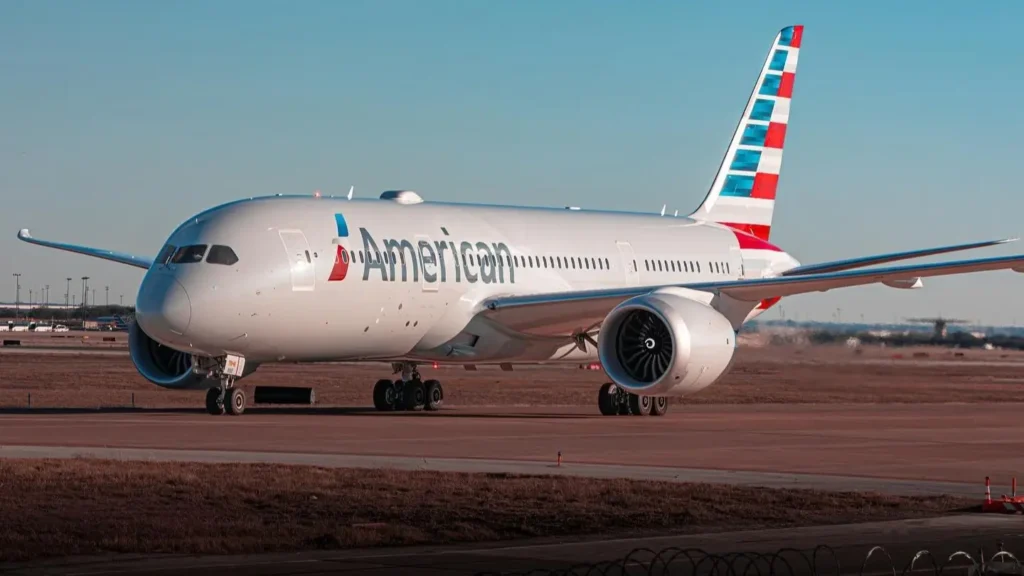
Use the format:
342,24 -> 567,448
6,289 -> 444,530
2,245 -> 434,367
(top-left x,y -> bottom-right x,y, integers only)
136,274 -> 191,337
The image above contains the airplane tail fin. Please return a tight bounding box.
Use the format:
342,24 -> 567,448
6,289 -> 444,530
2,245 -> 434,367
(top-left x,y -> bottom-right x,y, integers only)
689,25 -> 803,241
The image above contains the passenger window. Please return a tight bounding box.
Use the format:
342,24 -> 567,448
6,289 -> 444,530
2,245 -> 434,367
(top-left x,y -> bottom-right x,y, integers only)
645,260 -> 650,271
359,251 -> 365,264
171,244 -> 207,264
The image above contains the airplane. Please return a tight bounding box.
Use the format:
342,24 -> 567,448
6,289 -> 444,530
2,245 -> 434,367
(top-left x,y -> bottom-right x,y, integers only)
16,25 -> 1024,417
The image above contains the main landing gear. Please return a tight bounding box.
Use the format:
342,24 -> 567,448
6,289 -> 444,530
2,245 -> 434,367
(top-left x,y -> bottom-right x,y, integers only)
205,377 -> 247,416
597,382 -> 668,416
373,362 -> 444,412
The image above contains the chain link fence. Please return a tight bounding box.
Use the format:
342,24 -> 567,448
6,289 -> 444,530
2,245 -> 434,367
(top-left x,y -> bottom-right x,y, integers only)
475,543 -> 1023,576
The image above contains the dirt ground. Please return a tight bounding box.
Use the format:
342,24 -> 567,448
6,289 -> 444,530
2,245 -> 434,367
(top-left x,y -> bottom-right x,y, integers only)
2,342 -> 1024,409
0,458 -> 974,561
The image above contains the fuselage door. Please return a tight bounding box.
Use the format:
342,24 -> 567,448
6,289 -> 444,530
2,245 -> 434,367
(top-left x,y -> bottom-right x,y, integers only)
278,229 -> 316,292
416,234 -> 440,292
616,241 -> 640,286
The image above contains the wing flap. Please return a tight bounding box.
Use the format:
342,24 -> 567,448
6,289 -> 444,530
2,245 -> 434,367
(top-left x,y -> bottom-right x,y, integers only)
17,229 -> 154,270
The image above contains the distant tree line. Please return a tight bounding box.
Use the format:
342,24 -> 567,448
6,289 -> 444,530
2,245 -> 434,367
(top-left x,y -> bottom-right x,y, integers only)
808,329 -> 1024,350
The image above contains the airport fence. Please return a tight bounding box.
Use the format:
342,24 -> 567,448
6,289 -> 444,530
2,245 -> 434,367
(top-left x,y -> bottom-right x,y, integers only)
474,543 -> 1023,576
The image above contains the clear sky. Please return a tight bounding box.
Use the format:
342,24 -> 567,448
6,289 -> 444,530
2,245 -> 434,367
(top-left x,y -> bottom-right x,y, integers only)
2,1 -> 1023,324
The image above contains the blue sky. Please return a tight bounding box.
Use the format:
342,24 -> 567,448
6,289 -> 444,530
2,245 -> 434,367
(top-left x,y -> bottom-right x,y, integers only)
2,1 -> 1023,324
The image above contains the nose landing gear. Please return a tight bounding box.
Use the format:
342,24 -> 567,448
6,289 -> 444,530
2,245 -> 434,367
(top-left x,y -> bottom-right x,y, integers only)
372,363 -> 444,412
200,354 -> 249,416
205,377 -> 246,416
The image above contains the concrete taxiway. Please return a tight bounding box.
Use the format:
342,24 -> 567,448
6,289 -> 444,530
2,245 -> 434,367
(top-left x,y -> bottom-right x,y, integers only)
4,515 -> 1022,575
0,402 -> 1020,492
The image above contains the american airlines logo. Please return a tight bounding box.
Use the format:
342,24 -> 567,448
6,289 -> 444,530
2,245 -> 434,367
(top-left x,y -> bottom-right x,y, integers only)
328,213 -> 517,285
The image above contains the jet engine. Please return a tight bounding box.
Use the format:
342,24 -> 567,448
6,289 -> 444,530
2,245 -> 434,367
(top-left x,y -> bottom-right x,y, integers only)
128,321 -> 217,389
597,290 -> 737,397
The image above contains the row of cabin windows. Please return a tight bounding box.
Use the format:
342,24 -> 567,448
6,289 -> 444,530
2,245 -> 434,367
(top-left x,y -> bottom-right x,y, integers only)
340,249 -> 612,272
643,259 -> 731,275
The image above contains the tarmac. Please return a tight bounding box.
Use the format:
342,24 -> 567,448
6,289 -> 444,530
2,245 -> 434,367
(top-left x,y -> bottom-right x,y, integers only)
1,403 -> 1021,489
4,401 -> 1024,573
4,515 -> 1024,575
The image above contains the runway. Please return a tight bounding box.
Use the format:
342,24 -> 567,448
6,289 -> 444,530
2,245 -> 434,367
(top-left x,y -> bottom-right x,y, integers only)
1,402 -> 1020,493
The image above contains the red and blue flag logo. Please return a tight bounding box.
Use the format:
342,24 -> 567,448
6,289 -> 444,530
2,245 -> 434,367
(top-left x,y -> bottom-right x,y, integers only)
328,213 -> 350,282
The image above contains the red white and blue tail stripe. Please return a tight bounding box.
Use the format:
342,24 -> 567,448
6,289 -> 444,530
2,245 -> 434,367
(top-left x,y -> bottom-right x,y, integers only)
690,25 -> 802,242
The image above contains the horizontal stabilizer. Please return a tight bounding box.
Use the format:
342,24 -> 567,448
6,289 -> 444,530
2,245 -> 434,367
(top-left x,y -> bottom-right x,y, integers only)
17,229 -> 153,270
783,238 -> 1018,276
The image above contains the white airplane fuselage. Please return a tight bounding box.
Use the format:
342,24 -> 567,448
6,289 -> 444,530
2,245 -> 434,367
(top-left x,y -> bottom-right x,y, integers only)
138,194 -> 798,367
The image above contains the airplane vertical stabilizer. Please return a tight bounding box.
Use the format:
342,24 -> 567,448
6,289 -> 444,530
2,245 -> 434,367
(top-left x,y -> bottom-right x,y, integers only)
689,25 -> 803,241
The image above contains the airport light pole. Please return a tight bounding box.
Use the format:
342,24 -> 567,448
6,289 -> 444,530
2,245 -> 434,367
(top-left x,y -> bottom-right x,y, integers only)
65,277 -> 72,322
105,285 -> 109,308
81,276 -> 89,321
45,284 -> 49,308
120,294 -> 123,306
12,273 -> 21,321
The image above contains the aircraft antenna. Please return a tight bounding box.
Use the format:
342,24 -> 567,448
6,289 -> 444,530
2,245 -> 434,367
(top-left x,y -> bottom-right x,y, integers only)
347,185 -> 354,200
660,204 -> 666,217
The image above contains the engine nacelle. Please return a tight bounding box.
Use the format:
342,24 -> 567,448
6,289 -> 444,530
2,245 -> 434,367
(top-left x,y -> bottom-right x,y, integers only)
128,322 -> 220,390
598,291 -> 737,397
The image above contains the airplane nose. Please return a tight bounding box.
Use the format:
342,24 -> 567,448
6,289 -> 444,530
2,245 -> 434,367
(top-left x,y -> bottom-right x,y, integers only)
136,274 -> 192,337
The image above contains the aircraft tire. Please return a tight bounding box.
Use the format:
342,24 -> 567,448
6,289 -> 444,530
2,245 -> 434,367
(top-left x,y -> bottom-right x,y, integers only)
205,388 -> 225,416
628,393 -> 652,416
424,380 -> 443,411
598,383 -> 618,416
651,396 -> 669,416
373,379 -> 394,411
402,379 -> 425,411
226,387 -> 246,416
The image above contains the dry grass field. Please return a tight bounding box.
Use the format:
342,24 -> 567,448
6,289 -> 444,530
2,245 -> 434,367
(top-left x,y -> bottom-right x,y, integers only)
0,458 -> 975,561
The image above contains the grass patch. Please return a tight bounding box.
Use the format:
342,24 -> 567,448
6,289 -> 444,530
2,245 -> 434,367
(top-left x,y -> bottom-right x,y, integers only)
0,458 -> 974,561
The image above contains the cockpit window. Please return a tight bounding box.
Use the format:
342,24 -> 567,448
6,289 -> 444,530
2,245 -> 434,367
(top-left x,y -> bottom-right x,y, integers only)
206,245 -> 239,266
170,244 -> 207,264
156,244 -> 177,265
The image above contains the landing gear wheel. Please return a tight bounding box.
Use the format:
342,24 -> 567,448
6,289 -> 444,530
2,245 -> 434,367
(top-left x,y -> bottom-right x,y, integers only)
628,393 -> 652,416
205,388 -> 225,416
402,379 -> 426,411
226,387 -> 246,416
598,383 -> 619,416
651,396 -> 669,416
373,379 -> 395,411
424,380 -> 444,411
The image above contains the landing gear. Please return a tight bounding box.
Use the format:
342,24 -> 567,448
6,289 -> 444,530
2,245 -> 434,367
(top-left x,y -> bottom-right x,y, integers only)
372,363 -> 444,412
597,382 -> 668,417
424,379 -> 444,411
205,387 -> 225,416
200,354 -> 248,416
226,387 -> 246,416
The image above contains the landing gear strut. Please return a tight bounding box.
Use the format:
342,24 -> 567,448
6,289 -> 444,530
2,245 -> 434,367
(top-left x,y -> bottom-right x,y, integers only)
597,382 -> 668,416
200,355 -> 248,417
372,363 -> 444,412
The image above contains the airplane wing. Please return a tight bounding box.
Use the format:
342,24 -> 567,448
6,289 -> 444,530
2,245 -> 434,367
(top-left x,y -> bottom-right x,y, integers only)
481,253 -> 1024,337
782,237 -> 1018,276
17,228 -> 154,270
